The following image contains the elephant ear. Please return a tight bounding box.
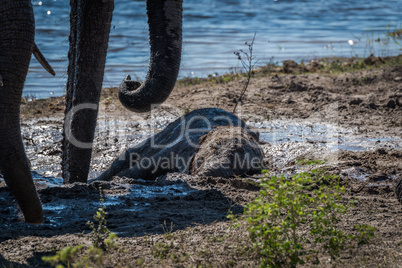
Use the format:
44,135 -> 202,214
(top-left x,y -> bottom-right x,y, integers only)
118,0 -> 183,113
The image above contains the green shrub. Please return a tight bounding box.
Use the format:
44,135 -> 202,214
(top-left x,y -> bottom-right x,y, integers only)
86,189 -> 115,250
242,169 -> 375,267
42,245 -> 83,268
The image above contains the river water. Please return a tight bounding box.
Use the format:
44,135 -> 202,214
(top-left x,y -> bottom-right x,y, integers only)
26,0 -> 401,98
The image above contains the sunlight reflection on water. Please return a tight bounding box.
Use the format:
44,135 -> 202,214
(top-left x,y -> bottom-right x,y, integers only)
26,0 -> 401,98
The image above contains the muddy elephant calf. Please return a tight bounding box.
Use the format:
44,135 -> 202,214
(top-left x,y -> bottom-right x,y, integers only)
98,108 -> 265,181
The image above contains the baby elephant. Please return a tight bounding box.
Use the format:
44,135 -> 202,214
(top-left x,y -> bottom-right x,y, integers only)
98,108 -> 265,181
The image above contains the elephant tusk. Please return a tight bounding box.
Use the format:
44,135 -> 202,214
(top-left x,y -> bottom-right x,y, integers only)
0,72 -> 3,86
33,43 -> 56,76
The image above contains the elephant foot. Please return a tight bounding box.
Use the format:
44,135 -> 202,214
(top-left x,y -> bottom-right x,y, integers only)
33,43 -> 55,76
2,152 -> 44,224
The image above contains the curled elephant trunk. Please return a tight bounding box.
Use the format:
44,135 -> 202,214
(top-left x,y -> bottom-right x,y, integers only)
119,0 -> 183,113
0,0 -> 43,223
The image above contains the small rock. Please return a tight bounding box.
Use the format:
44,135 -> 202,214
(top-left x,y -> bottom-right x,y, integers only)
396,97 -> 402,107
349,98 -> 363,105
368,103 -> 377,109
337,105 -> 347,111
282,97 -> 295,104
271,74 -> 280,82
288,80 -> 307,92
282,60 -> 299,73
369,173 -> 388,182
306,60 -> 323,71
394,77 -> 402,82
287,97 -> 295,104
376,148 -> 387,155
363,54 -> 384,65
386,99 -> 396,109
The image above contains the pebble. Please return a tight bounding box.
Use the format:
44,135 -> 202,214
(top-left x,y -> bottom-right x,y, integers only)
349,98 -> 363,105
368,103 -> 377,110
369,173 -> 388,182
386,99 -> 396,109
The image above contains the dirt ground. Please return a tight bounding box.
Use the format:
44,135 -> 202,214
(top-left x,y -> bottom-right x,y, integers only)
0,56 -> 401,267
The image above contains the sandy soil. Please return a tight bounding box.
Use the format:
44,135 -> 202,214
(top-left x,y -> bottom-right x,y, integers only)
0,57 -> 401,267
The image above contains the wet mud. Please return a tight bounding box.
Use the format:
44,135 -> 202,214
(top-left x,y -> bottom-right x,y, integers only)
0,174 -> 251,240
0,63 -> 401,266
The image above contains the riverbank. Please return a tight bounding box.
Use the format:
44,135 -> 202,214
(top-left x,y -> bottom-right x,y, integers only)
1,54 -> 401,267
22,54 -> 402,137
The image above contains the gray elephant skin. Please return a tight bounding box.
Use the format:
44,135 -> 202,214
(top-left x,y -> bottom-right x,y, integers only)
0,0 -> 183,223
98,108 -> 265,181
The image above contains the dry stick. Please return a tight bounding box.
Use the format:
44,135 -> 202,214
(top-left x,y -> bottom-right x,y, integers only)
233,32 -> 258,114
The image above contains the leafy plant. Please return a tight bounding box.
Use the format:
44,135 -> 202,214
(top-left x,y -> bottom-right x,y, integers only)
241,169 -> 375,267
42,245 -> 83,268
42,188 -> 118,268
151,240 -> 189,263
87,187 -> 115,250
295,158 -> 325,166
162,220 -> 175,240
353,224 -> 376,246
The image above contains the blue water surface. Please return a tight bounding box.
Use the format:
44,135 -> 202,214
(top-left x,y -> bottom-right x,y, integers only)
26,0 -> 401,98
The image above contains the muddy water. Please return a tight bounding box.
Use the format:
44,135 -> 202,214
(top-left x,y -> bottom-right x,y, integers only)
15,114 -> 401,183
251,120 -> 401,167
0,114 -> 399,236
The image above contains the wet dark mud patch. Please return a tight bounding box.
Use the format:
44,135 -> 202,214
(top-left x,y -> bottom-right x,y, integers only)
2,106 -> 398,245
334,149 -> 402,199
0,173 -> 252,242
277,147 -> 402,200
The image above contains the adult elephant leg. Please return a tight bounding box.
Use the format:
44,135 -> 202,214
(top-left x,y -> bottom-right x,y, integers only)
119,0 -> 183,113
62,0 -> 114,183
0,0 -> 43,223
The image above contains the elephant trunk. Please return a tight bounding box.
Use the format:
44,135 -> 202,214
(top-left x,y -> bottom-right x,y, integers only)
62,0 -> 114,183
119,0 -> 183,113
0,0 -> 43,223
